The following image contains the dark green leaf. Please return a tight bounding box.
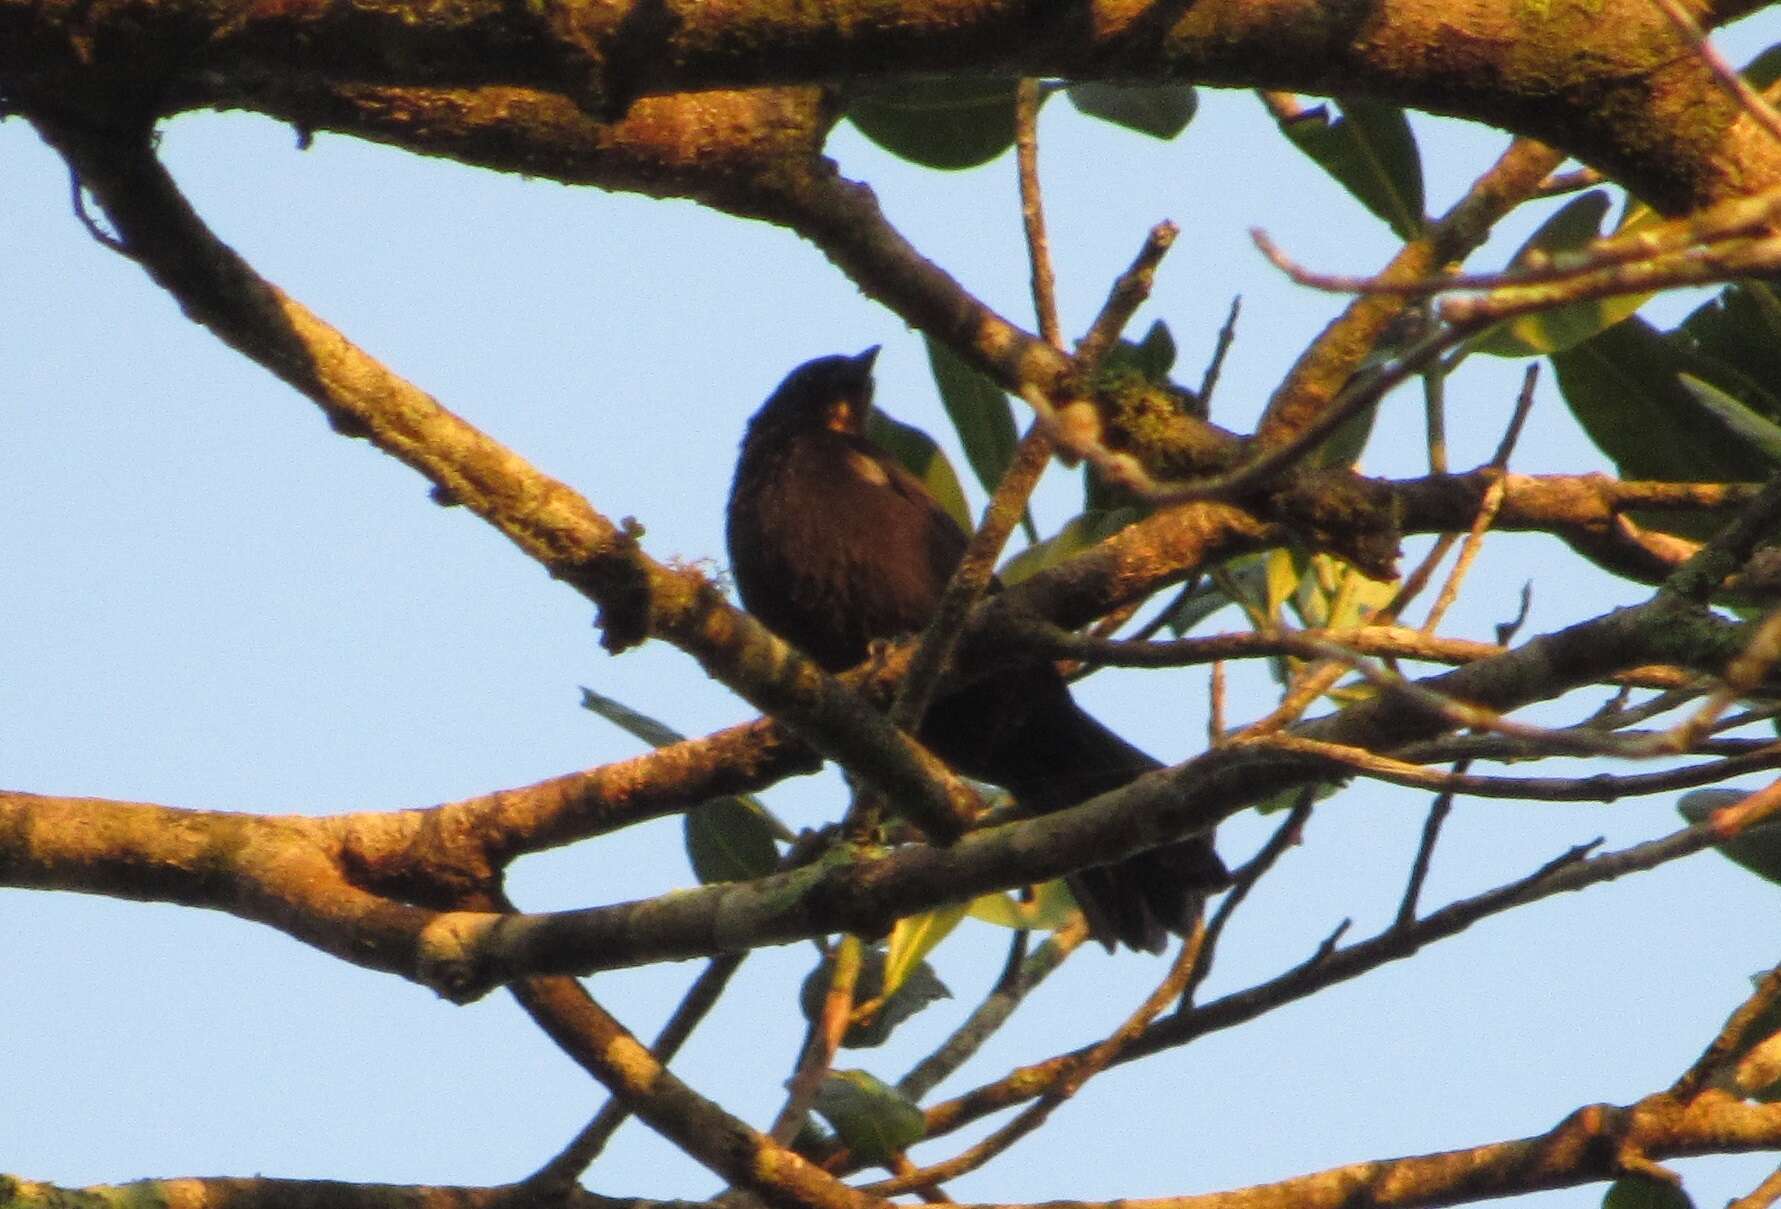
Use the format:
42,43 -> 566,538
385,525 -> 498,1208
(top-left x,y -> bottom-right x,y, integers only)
579,685 -> 683,748
1313,398 -> 1380,468
1097,319 -> 1179,382
1067,82 -> 1197,140
923,336 -> 1021,500
1679,789 -> 1781,887
812,1071 -> 926,1163
1677,374 -> 1781,463
581,686 -> 786,883
684,795 -> 783,884
1277,98 -> 1424,239
1602,1178 -> 1694,1209
1000,509 -> 1140,585
800,948 -> 951,1049
1744,43 -> 1781,90
1472,191 -> 1654,357
865,409 -> 975,534
1550,318 -> 1780,537
1162,557 -> 1266,634
846,78 -> 1021,170
1678,281 -> 1781,402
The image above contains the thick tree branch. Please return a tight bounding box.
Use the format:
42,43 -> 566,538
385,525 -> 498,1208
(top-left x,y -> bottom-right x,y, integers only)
7,0 -> 1779,210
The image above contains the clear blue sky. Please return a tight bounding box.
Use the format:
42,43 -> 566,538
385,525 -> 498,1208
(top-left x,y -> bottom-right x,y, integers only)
5,32 -> 1781,1205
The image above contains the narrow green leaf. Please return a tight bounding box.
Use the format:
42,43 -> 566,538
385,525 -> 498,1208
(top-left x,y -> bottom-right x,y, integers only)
1679,281 -> 1781,399
1264,547 -> 1303,621
1067,82 -> 1197,140
923,336 -> 1021,498
1000,509 -> 1140,584
865,409 -> 974,534
1551,318 -> 1779,537
812,1071 -> 926,1163
1277,97 -> 1424,239
1677,373 -> 1781,463
966,882 -> 1079,930
799,948 -> 951,1049
579,685 -> 683,748
883,904 -> 968,999
846,78 -> 1021,170
1679,789 -> 1781,887
1162,559 -> 1265,635
581,686 -> 787,883
1472,191 -> 1653,357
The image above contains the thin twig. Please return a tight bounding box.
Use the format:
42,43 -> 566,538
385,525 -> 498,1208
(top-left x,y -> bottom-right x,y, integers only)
1729,1165 -> 1781,1209
895,919 -> 1089,1103
1421,364 -> 1539,632
1077,223 -> 1180,369
909,810 -> 1759,1155
1671,474 -> 1781,601
1185,786 -> 1316,1005
1646,0 -> 1781,147
1015,78 -> 1062,349
521,954 -> 747,1190
1197,296 -> 1243,410
1674,952 -> 1781,1100
1395,773 -> 1460,927
770,936 -> 862,1144
865,919 -> 1209,1194
1250,732 -> 1781,802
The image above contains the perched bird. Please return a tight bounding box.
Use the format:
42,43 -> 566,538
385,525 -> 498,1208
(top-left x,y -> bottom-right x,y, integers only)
726,348 -> 1227,952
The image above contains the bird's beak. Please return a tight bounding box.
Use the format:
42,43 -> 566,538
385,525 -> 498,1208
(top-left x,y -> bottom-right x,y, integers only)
826,345 -> 879,433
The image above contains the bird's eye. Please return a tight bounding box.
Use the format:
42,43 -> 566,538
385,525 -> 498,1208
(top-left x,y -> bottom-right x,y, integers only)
823,399 -> 856,432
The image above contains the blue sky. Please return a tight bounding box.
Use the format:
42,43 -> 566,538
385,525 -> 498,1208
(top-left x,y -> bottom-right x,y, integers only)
6,33 -> 1781,1205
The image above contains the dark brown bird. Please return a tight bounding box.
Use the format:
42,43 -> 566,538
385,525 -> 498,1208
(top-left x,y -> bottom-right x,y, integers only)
726,348 -> 1227,952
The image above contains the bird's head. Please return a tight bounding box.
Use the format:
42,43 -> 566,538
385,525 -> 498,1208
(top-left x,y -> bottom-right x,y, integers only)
748,346 -> 880,438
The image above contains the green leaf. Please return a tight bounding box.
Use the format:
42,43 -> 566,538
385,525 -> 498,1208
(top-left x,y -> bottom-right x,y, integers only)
812,1071 -> 927,1164
846,78 -> 1021,170
1096,319 -> 1179,382
865,409 -> 974,534
1679,789 -> 1781,887
579,684 -> 683,748
883,903 -> 968,999
1067,82 -> 1197,140
581,686 -> 786,883
1678,280 -> 1781,399
1602,1178 -> 1694,1209
1472,191 -> 1654,357
1743,43 -> 1781,90
1264,547 -> 1303,622
800,948 -> 951,1049
1162,558 -> 1266,634
1254,778 -> 1344,815
1677,373 -> 1781,463
966,881 -> 1079,930
684,795 -> 783,884
1277,97 -> 1424,239
1000,508 -> 1140,584
923,336 -> 1022,503
1550,318 -> 1780,537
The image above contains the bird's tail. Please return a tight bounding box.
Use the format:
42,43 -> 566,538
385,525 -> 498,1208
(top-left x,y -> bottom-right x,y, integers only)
923,677 -> 1228,953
